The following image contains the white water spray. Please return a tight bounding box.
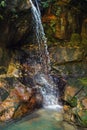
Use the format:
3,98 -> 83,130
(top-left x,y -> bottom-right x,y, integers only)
29,0 -> 62,110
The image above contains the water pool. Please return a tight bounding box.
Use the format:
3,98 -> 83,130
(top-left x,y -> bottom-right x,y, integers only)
0,109 -> 77,130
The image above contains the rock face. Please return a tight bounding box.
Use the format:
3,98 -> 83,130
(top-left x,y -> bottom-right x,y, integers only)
49,45 -> 87,77
63,77 -> 87,128
42,0 -> 87,42
0,0 -> 34,47
41,0 -> 87,78
0,76 -> 43,121
49,46 -> 83,63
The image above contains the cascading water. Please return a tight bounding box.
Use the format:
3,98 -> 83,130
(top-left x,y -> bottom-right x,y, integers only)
30,0 -> 50,73
30,0 -> 62,110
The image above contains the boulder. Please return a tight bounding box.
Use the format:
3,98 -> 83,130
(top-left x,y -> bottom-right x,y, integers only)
0,77 -> 43,121
49,46 -> 83,64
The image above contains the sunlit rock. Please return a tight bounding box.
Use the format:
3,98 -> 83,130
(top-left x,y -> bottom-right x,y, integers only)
7,63 -> 19,77
65,86 -> 77,99
82,98 -> 87,109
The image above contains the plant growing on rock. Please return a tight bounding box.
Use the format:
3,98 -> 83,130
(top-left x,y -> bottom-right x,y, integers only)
0,0 -> 6,7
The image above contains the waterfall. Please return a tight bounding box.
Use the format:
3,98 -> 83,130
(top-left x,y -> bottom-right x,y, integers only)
30,0 -> 50,73
30,0 -> 45,44
29,0 -> 62,110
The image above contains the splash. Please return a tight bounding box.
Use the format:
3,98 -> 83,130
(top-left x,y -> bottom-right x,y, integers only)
34,73 -> 62,110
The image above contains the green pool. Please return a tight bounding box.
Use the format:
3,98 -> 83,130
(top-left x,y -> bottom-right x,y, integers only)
0,109 -> 76,130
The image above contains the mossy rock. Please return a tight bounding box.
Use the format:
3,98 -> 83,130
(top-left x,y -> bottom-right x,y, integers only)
76,110 -> 87,127
70,33 -> 81,46
67,96 -> 77,107
79,77 -> 87,86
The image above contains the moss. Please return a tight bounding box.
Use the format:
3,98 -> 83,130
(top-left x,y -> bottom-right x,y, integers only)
43,22 -> 57,44
68,96 -> 77,107
81,37 -> 87,56
71,33 -> 81,44
76,110 -> 87,127
79,77 -> 87,86
50,20 -> 56,33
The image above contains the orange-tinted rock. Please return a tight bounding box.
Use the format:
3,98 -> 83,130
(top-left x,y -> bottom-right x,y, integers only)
14,87 -> 30,101
63,105 -> 70,111
57,0 -> 70,5
55,13 -> 67,39
82,98 -> 87,109
42,15 -> 57,23
64,86 -> 77,100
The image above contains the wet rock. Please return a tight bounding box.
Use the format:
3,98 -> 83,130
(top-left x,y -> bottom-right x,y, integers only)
53,112 -> 63,121
0,88 -> 9,102
0,77 -> 43,122
63,122 -> 76,130
51,74 -> 66,100
10,84 -> 31,101
49,46 -> 83,64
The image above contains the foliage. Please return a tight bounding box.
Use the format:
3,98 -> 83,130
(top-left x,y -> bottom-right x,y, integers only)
52,3 -> 61,16
75,110 -> 87,127
70,33 -> 81,43
0,14 -> 3,19
50,20 -> 56,33
67,96 -> 77,107
0,0 -> 6,7
43,20 -> 57,44
81,37 -> 87,56
79,78 -> 87,86
41,0 -> 56,8
0,0 -> 6,19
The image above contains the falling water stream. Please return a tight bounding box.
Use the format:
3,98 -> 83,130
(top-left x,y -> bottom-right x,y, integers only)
30,0 -> 50,73
29,0 -> 62,110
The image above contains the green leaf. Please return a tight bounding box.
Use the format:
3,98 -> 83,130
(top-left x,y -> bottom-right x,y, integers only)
41,2 -> 49,8
79,78 -> 87,86
68,96 -> 77,107
0,1 -> 6,7
77,111 -> 87,126
0,14 -> 3,19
